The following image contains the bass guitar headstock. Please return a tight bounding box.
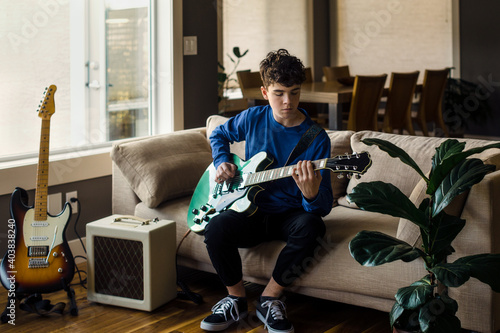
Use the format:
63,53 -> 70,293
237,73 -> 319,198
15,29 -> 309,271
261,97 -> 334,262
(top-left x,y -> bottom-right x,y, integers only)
37,85 -> 57,120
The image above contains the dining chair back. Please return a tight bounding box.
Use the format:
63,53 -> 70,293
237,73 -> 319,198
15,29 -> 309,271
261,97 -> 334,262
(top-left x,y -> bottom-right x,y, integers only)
347,74 -> 388,131
323,65 -> 351,82
383,71 -> 420,135
237,70 -> 262,93
415,68 -> 450,136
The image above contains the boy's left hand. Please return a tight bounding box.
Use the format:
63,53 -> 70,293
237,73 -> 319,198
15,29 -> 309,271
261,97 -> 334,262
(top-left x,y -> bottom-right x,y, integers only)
292,160 -> 322,201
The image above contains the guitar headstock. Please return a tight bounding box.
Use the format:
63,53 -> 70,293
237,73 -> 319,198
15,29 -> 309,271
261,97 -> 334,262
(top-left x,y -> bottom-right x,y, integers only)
325,152 -> 372,179
37,85 -> 57,120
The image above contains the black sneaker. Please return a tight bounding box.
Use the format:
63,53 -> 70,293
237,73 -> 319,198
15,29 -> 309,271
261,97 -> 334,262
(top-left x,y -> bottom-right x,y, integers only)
200,295 -> 248,331
256,297 -> 294,333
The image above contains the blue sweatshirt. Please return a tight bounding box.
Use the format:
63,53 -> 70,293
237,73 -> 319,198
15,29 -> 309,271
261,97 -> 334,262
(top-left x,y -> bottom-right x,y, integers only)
209,105 -> 333,216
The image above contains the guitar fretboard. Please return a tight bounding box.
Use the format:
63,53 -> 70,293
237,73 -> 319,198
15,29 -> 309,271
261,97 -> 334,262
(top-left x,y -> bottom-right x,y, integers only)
34,118 -> 51,221
244,159 -> 328,186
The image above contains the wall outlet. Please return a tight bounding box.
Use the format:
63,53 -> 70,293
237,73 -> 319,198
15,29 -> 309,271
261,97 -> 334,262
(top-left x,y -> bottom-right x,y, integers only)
66,191 -> 78,214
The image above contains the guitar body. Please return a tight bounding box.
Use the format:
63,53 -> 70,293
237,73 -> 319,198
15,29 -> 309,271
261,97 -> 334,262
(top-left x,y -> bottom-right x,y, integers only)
0,187 -> 75,295
188,151 -> 273,234
187,150 -> 372,234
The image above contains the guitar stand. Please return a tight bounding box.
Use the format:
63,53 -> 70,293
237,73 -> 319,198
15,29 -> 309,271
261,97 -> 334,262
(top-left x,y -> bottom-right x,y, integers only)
0,279 -> 78,323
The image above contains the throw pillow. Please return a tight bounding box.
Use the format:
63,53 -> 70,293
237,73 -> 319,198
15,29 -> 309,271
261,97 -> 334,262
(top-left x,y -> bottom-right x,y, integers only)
111,131 -> 213,208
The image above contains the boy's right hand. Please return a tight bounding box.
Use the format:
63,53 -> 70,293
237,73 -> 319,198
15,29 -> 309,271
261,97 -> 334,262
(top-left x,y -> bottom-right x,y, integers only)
215,162 -> 237,183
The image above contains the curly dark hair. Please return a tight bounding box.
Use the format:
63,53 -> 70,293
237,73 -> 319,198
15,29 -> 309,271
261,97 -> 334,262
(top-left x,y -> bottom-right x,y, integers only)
259,49 -> 306,88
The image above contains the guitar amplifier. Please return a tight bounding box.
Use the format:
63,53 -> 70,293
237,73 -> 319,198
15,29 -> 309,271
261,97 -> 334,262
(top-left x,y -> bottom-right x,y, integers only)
86,215 -> 177,311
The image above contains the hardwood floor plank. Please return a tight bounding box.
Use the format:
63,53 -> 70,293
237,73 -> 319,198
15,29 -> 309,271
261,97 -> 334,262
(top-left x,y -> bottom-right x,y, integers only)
0,263 -> 396,332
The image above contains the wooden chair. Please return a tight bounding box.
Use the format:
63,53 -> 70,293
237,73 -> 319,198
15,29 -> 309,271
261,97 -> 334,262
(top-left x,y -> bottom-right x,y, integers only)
304,67 -> 313,83
323,65 -> 351,82
382,71 -> 420,135
237,70 -> 262,93
346,74 -> 388,131
414,68 -> 450,136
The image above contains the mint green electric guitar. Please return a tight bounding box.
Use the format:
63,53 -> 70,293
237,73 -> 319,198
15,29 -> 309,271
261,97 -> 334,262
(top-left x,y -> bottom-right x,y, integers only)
187,151 -> 372,234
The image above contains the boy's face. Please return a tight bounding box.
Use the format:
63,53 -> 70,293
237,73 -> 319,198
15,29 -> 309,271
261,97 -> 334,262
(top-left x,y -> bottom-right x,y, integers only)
261,82 -> 302,126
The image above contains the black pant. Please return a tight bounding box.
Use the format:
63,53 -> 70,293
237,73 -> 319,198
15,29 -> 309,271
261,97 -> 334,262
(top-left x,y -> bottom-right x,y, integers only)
203,208 -> 326,288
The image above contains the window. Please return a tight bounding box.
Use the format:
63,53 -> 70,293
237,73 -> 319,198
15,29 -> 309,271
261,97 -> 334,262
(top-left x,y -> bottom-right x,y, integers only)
0,0 -> 176,162
221,0 -> 312,90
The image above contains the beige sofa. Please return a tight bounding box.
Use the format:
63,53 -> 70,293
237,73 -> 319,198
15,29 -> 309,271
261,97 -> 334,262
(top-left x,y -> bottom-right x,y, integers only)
110,115 -> 500,333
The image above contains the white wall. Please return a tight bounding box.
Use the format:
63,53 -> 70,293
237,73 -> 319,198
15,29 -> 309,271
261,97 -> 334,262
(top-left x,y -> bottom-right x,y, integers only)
334,0 -> 454,78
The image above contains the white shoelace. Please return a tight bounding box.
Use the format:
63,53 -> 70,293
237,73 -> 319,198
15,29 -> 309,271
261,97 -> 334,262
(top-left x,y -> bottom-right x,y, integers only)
212,296 -> 240,322
261,299 -> 287,329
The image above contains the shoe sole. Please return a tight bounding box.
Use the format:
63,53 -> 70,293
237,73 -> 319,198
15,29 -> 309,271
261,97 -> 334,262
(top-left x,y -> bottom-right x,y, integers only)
256,310 -> 294,333
200,311 -> 248,331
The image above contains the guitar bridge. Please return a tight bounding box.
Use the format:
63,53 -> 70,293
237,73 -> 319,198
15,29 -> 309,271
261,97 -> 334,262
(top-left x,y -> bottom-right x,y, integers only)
28,258 -> 49,268
28,246 -> 49,257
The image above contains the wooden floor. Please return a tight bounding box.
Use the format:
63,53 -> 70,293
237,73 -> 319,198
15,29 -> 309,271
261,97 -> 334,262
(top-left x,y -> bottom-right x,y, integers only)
0,262 -> 399,333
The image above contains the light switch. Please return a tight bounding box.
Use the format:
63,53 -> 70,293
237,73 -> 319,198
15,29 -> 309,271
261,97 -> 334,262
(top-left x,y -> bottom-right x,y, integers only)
183,36 -> 198,55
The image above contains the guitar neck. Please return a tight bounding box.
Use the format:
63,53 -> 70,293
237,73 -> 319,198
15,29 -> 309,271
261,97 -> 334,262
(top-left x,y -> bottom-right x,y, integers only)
243,159 -> 328,186
34,118 -> 51,221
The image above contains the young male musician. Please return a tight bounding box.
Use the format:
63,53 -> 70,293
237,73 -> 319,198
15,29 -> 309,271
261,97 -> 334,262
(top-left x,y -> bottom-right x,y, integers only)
201,49 -> 333,333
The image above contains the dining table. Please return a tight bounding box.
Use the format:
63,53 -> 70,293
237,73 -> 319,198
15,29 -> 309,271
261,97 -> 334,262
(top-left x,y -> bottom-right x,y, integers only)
241,81 -> 422,130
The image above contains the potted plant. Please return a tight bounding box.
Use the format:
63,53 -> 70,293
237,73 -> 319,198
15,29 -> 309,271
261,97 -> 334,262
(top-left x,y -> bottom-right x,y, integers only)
218,46 -> 249,112
347,138 -> 500,332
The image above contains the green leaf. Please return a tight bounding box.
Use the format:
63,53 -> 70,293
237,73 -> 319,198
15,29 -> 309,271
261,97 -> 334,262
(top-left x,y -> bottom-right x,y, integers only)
389,302 -> 406,328
348,182 -> 428,231
453,254 -> 500,292
217,72 -> 227,83
427,140 -> 500,194
432,159 -> 495,217
395,275 -> 434,310
426,212 -> 465,259
233,46 -> 249,58
349,230 -> 423,266
362,138 -> 428,182
430,262 -> 471,288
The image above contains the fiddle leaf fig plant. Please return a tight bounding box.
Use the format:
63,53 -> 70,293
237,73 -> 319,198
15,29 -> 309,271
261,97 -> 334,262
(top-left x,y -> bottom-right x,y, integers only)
348,138 -> 500,332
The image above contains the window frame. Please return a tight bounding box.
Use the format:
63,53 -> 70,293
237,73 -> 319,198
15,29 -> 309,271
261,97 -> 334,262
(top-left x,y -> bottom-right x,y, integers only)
0,0 -> 183,196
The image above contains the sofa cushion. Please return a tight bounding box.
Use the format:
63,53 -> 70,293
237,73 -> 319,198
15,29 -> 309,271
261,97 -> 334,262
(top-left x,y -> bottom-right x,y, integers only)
111,131 -> 213,208
338,131 -> 500,209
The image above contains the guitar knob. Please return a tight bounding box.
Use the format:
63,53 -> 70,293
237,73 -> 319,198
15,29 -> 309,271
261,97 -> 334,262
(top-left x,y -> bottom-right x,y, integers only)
58,268 -> 63,273
194,218 -> 201,224
202,215 -> 210,222
192,208 -> 199,215
200,205 -> 208,212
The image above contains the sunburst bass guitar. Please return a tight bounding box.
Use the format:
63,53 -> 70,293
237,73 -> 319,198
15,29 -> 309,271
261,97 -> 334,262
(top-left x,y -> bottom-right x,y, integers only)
187,151 -> 372,234
0,85 -> 75,295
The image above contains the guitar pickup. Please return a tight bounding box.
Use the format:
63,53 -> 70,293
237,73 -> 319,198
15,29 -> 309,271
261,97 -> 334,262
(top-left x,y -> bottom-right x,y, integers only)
28,246 -> 49,257
28,258 -> 49,268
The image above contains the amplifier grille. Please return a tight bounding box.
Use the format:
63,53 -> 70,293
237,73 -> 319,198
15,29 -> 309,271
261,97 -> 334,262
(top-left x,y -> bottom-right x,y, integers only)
94,236 -> 144,300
